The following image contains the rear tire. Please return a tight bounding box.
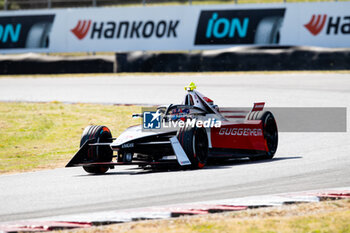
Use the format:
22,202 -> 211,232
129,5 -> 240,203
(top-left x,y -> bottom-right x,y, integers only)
80,125 -> 113,174
250,111 -> 278,160
177,125 -> 208,169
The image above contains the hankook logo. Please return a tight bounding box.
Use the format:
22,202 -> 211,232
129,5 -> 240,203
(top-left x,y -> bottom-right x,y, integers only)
304,14 -> 327,36
304,14 -> 350,36
71,19 -> 180,40
71,20 -> 91,40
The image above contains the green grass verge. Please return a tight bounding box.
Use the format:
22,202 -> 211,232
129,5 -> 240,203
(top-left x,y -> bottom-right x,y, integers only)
0,102 -> 141,174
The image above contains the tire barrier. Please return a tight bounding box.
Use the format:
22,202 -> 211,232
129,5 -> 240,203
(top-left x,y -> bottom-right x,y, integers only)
116,46 -> 350,72
0,53 -> 115,75
1,46 -> 349,74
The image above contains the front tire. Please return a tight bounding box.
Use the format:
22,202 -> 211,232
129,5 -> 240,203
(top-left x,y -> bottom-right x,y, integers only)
80,125 -> 113,174
177,125 -> 208,169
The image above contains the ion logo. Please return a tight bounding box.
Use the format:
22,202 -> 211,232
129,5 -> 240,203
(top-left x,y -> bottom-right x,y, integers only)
143,111 -> 161,129
0,15 -> 55,49
0,24 -> 21,43
195,9 -> 285,45
304,14 -> 327,36
71,20 -> 91,40
206,13 -> 249,39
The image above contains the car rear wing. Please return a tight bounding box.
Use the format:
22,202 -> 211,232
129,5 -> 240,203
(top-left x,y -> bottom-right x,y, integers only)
252,102 -> 265,112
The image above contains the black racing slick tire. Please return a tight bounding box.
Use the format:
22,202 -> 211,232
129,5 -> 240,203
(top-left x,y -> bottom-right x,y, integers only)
177,125 -> 209,169
80,125 -> 113,174
250,111 -> 278,160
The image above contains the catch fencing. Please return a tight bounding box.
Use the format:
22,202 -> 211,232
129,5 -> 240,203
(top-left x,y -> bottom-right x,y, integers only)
2,0 -> 345,10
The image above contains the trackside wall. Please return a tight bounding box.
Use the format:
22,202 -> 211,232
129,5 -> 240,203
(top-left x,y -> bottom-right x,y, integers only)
0,2 -> 349,54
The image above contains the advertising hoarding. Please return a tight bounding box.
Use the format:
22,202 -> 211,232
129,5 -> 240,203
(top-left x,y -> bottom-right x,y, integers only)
0,2 -> 349,53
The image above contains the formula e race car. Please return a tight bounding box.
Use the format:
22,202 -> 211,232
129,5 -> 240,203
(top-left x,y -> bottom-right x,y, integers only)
66,83 -> 278,174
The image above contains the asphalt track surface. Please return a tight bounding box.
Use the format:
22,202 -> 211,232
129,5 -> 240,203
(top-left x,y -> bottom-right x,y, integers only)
0,72 -> 349,222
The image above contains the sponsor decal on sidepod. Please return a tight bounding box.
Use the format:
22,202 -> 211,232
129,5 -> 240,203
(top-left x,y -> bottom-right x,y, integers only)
219,128 -> 263,136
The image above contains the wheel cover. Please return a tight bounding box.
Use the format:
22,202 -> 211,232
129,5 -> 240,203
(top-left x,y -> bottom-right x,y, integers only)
96,131 -> 113,162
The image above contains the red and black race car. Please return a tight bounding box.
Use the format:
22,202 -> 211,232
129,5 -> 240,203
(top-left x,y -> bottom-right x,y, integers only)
66,83 -> 278,174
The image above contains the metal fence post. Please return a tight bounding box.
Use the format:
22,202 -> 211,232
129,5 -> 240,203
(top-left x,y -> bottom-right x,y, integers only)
142,0 -> 146,6
48,0 -> 52,8
189,0 -> 192,5
92,0 -> 96,7
4,0 -> 7,10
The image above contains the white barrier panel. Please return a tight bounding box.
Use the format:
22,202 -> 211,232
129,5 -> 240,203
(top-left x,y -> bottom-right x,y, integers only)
281,3 -> 350,48
0,2 -> 349,53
